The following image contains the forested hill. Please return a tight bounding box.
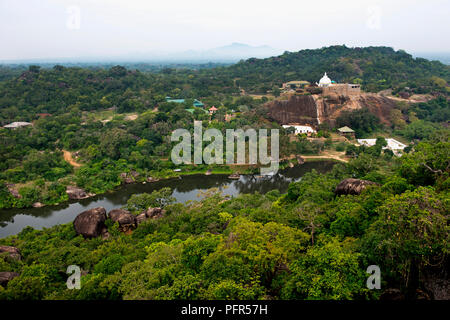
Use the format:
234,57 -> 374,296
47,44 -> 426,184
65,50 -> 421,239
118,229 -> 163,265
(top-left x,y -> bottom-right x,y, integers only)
0,46 -> 449,124
225,45 -> 450,93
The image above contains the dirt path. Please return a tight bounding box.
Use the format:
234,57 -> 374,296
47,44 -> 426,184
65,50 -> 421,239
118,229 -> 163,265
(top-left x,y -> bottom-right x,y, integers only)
301,155 -> 348,163
62,150 -> 82,168
124,114 -> 138,121
283,150 -> 349,163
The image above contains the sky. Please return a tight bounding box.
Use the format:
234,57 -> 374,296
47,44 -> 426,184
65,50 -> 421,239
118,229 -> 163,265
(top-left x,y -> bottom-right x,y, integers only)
0,0 -> 449,61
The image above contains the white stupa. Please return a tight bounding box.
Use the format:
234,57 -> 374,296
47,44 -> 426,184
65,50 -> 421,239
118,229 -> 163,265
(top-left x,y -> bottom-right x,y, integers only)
318,72 -> 332,87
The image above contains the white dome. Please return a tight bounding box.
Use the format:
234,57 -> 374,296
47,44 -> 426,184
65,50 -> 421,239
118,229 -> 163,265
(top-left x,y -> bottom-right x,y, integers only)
319,72 -> 332,87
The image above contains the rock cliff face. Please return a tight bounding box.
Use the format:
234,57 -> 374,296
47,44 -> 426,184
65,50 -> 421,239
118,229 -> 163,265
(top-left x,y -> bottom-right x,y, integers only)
265,92 -> 398,127
266,95 -> 320,125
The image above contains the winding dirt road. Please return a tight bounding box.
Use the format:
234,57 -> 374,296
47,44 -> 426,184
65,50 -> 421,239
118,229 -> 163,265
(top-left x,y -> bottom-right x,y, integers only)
62,150 -> 82,168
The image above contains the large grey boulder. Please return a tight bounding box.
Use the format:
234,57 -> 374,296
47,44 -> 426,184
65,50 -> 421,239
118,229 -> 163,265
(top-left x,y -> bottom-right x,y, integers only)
0,246 -> 21,260
108,209 -> 137,232
0,272 -> 19,287
146,207 -> 165,219
335,178 -> 377,196
73,207 -> 107,238
136,212 -> 148,225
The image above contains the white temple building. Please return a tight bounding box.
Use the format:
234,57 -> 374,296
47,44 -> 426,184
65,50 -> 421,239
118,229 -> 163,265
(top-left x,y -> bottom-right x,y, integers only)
317,72 -> 332,87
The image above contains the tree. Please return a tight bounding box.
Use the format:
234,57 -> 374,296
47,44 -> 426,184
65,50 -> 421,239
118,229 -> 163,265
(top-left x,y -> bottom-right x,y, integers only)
362,187 -> 449,297
272,86 -> 281,97
281,237 -> 368,299
99,128 -> 134,160
399,137 -> 450,186
390,109 -> 406,129
125,188 -> 175,212
336,108 -> 381,137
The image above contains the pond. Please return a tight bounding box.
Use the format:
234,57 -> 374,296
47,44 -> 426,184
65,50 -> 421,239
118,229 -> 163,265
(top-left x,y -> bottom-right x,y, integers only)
0,161 -> 336,238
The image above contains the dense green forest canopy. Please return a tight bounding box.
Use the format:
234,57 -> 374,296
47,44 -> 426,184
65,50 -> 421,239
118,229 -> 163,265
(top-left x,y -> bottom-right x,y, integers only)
0,46 -> 449,209
0,130 -> 448,300
0,45 -> 449,300
226,46 -> 450,93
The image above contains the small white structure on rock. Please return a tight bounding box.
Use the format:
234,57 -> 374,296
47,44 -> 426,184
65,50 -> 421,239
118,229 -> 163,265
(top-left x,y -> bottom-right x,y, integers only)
283,124 -> 316,135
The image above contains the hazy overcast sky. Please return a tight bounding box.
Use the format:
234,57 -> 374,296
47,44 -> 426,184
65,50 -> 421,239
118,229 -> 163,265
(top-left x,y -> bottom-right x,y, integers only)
0,0 -> 449,60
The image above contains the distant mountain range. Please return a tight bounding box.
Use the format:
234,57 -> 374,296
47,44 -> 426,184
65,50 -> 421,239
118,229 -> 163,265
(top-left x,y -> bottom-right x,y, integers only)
412,52 -> 450,65
0,43 -> 283,64
138,43 -> 282,62
2,44 -> 449,68
170,42 -> 283,61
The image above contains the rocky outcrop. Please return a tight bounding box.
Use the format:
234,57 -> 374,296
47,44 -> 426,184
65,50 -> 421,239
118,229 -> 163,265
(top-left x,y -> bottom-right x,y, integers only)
135,207 -> 165,225
265,92 -> 399,127
266,95 -> 319,125
335,178 -> 377,196
0,272 -> 19,287
108,209 -> 137,232
72,205 -> 166,237
136,212 -> 148,225
120,171 -> 140,184
0,246 -> 21,260
32,202 -> 44,208
356,94 -> 398,126
66,186 -> 95,200
73,207 -> 107,238
6,184 -> 21,199
120,173 -> 134,184
146,207 -> 165,219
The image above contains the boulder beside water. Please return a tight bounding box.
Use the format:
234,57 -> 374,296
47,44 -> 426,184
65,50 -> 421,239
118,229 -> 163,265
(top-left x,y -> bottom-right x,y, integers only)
66,186 -> 95,200
73,207 -> 107,238
108,209 -> 137,232
0,246 -> 21,260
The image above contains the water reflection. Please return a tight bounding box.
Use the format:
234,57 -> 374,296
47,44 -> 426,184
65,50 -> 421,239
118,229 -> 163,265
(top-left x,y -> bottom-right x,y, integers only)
0,161 -> 335,237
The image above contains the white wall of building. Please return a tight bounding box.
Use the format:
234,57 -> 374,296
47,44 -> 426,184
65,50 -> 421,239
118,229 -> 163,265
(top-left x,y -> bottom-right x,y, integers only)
283,125 -> 316,135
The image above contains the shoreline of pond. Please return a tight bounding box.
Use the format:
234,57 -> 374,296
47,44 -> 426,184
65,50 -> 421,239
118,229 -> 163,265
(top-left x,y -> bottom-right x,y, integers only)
0,160 -> 338,238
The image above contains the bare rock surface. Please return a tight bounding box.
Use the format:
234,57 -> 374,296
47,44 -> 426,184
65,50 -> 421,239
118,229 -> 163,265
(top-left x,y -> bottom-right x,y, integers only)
335,178 -> 377,196
108,209 -> 137,232
0,246 -> 22,260
66,186 -> 95,200
0,272 -> 19,287
146,207 -> 165,219
73,207 -> 107,238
